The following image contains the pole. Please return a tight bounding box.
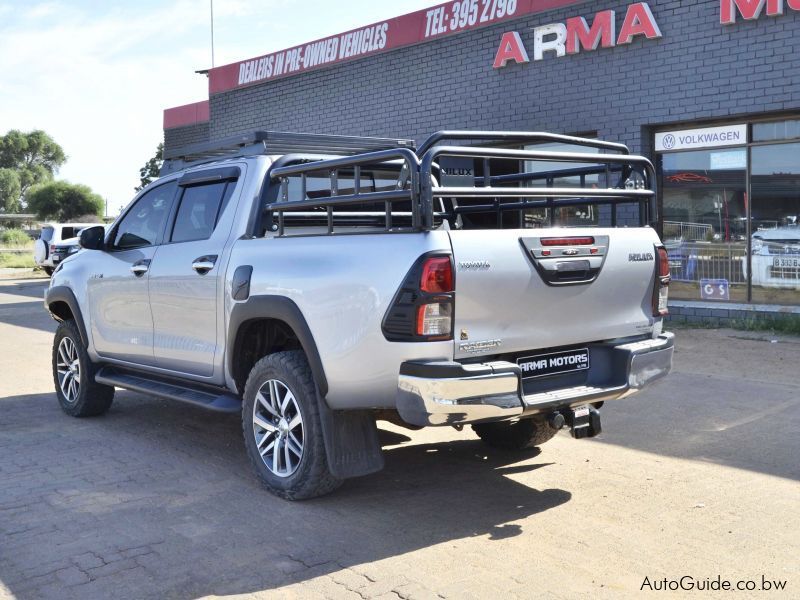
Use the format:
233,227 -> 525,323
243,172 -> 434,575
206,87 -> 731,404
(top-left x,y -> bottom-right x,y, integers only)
210,0 -> 215,68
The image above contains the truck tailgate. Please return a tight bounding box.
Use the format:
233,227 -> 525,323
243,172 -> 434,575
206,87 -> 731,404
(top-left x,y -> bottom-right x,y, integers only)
448,227 -> 661,360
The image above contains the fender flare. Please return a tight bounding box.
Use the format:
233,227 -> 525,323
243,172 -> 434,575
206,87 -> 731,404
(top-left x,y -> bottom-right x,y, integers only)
45,286 -> 89,346
227,295 -> 328,396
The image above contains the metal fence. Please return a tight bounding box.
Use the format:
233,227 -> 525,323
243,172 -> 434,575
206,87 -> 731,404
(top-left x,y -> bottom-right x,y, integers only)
663,221 -> 713,242
666,241 -> 747,283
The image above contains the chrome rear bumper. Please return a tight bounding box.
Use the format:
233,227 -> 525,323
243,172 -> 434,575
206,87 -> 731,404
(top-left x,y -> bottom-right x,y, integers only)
397,333 -> 674,427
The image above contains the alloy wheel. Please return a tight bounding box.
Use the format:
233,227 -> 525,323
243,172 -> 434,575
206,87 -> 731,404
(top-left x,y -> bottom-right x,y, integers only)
56,337 -> 81,404
252,379 -> 304,478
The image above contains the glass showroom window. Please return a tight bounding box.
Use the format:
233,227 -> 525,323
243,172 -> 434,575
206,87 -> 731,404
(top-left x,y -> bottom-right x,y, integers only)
661,148 -> 748,302
749,142 -> 800,305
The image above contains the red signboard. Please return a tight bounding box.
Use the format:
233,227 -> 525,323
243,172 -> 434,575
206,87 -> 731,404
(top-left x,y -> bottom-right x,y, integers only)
208,0 -> 586,95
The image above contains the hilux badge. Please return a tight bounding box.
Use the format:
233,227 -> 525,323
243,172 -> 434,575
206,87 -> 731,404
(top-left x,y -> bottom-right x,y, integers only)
629,252 -> 654,262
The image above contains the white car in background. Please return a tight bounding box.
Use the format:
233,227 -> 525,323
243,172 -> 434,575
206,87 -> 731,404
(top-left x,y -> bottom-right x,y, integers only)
747,225 -> 800,288
34,223 -> 100,276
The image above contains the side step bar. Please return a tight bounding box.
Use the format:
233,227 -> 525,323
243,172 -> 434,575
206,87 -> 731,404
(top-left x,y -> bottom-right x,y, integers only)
95,368 -> 241,413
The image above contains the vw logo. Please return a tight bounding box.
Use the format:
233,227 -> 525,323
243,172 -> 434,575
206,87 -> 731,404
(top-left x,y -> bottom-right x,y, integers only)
662,134 -> 676,150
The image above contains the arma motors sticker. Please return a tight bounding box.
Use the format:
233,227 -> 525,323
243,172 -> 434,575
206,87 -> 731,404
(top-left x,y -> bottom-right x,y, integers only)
517,348 -> 590,379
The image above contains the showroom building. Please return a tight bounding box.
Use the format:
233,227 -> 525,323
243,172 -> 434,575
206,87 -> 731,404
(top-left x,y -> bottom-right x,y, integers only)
163,0 -> 800,311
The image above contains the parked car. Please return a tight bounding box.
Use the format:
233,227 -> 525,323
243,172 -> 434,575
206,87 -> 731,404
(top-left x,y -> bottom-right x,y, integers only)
44,131 -> 674,500
745,225 -> 800,288
34,223 -> 99,275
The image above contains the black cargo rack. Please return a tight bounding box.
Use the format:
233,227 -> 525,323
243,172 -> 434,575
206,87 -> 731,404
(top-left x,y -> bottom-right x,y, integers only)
161,131 -> 416,176
162,130 -> 658,234
263,131 -> 657,234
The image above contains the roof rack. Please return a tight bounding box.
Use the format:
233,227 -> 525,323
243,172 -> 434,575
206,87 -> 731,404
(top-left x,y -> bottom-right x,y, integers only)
161,131 -> 416,176
417,131 -> 630,155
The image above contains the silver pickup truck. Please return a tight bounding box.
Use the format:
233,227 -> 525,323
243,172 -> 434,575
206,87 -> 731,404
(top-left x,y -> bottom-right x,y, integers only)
45,131 -> 673,499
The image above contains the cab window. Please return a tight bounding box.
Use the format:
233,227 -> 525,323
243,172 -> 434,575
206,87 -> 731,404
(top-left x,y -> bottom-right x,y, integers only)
112,181 -> 177,250
170,181 -> 235,243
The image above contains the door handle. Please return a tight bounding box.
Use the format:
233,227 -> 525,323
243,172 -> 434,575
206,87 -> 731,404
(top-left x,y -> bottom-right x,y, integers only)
192,255 -> 218,275
130,259 -> 151,277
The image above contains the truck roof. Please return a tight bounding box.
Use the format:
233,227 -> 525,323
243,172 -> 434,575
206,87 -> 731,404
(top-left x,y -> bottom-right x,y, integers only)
161,131 -> 416,176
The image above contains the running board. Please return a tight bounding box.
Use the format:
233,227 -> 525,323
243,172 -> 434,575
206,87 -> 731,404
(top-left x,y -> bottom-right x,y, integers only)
95,368 -> 241,413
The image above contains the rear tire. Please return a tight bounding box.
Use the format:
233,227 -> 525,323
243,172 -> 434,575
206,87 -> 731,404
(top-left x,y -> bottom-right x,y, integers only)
43,266 -> 54,276
472,418 -> 558,450
52,320 -> 114,417
242,351 -> 342,500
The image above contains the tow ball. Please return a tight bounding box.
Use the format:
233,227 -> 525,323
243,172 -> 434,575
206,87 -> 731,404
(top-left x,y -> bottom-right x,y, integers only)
548,405 -> 602,439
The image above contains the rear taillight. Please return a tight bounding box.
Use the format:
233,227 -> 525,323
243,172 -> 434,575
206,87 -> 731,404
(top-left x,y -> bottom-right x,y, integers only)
541,237 -> 595,246
653,246 -> 670,317
420,257 -> 453,293
50,244 -> 56,253
382,254 -> 455,342
416,303 -> 453,337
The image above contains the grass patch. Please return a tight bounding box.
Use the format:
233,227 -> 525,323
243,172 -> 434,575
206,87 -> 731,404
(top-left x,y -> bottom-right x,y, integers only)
730,315 -> 800,336
0,253 -> 35,269
0,229 -> 33,247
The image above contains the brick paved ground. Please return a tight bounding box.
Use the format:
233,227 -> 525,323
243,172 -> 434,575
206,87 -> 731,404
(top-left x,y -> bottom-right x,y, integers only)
1,278 -> 798,599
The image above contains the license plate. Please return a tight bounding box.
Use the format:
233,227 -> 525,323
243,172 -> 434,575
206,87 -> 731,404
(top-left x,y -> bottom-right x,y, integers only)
517,348 -> 590,379
773,257 -> 800,268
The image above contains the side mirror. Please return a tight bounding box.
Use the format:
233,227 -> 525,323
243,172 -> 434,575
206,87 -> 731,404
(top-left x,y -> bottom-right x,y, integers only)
79,225 -> 106,251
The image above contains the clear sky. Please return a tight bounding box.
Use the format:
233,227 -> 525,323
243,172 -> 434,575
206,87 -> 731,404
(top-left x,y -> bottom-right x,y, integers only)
0,0 -> 442,215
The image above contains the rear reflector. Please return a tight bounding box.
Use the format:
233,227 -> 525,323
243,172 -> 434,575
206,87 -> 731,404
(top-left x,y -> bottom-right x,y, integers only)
420,257 -> 454,293
416,303 -> 453,337
657,247 -> 670,278
541,237 -> 595,247
653,246 -> 670,317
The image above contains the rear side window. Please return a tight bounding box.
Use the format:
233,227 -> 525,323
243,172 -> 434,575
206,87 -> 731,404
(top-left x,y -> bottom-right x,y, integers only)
40,226 -> 54,242
170,181 -> 235,243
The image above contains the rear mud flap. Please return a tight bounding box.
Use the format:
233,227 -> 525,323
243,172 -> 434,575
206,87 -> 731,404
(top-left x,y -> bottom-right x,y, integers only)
317,390 -> 385,479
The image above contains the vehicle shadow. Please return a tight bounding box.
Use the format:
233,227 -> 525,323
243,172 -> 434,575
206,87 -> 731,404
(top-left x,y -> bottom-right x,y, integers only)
0,391 -> 571,600
0,280 -> 58,335
0,278 -> 48,300
591,374 -> 800,482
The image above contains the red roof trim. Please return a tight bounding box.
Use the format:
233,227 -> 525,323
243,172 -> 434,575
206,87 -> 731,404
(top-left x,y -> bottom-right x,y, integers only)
163,100 -> 210,129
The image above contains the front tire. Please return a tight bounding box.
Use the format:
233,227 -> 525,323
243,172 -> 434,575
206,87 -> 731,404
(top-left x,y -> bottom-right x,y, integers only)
242,351 -> 342,500
472,417 -> 558,450
52,320 -> 114,417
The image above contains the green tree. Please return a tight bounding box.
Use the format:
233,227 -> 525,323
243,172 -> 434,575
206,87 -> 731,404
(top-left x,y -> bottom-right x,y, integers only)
26,181 -> 104,222
0,130 -> 67,211
0,168 -> 22,213
136,142 -> 163,192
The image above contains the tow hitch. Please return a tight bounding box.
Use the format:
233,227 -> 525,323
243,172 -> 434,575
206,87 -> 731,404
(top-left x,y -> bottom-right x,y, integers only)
556,405 -> 602,439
